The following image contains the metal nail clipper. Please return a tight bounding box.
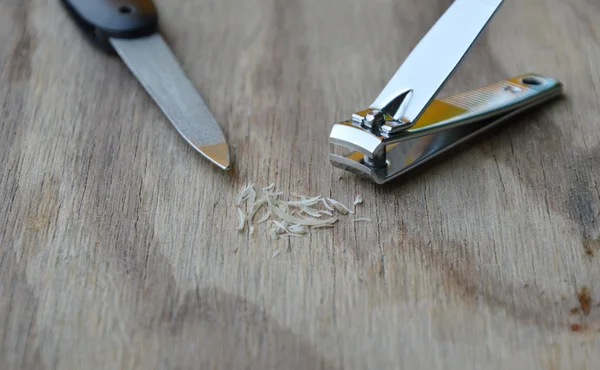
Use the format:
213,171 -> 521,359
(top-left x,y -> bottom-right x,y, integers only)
328,0 -> 564,184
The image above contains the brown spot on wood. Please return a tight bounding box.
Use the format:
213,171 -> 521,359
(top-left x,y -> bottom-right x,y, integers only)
578,287 -> 592,316
26,216 -> 49,231
20,175 -> 61,259
583,238 -> 600,257
570,307 -> 580,315
571,323 -> 584,332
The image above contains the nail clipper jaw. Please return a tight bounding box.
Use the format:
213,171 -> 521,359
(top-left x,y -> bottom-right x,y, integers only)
328,109 -> 401,183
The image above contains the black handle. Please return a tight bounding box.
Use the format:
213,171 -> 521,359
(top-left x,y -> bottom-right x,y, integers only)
61,0 -> 159,51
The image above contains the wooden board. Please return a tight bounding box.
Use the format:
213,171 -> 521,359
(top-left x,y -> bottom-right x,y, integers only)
1,0 -> 599,368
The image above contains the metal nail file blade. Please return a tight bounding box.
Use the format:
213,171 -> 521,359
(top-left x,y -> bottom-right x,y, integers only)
110,35 -> 231,170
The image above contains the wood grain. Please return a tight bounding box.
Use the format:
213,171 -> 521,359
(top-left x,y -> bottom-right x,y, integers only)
1,0 -> 600,369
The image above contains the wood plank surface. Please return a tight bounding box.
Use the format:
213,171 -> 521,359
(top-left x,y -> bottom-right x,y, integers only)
1,0 -> 600,369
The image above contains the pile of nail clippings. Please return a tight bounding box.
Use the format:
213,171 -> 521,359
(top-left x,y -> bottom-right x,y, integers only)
235,183 -> 370,240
